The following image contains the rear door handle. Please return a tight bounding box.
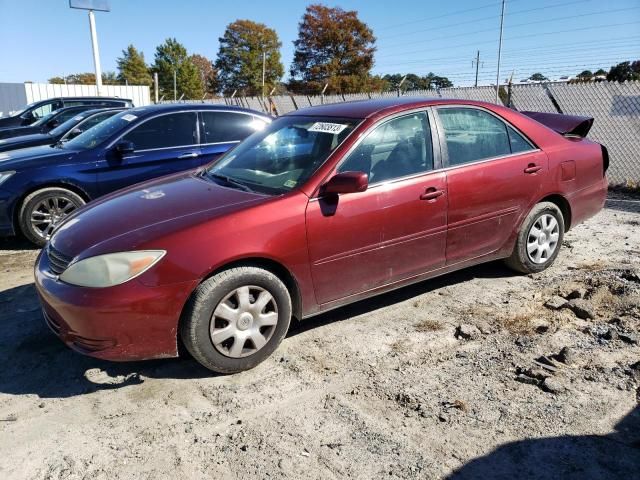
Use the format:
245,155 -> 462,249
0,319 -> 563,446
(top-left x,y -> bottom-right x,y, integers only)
178,152 -> 199,159
420,188 -> 445,201
524,164 -> 542,174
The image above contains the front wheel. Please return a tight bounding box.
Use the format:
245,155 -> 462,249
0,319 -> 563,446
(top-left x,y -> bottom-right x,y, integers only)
18,187 -> 86,247
505,202 -> 565,274
180,266 -> 292,374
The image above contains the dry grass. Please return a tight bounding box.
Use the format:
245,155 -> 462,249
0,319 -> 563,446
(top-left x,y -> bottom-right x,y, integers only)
389,339 -> 412,354
415,319 -> 444,332
503,312 -> 537,335
576,260 -> 608,272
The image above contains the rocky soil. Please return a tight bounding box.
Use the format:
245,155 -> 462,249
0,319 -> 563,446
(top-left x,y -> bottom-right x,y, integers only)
0,192 -> 638,479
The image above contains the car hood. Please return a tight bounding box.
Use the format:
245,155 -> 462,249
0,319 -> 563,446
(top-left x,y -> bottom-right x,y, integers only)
50,171 -> 270,257
0,133 -> 51,152
0,144 -> 78,170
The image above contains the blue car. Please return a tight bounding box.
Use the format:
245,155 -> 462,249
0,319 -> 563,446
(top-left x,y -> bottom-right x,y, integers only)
0,104 -> 271,245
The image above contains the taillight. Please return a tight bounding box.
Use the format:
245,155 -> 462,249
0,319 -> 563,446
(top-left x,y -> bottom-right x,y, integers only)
600,144 -> 609,176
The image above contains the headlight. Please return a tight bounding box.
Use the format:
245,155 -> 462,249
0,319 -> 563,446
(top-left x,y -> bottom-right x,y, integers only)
59,250 -> 166,288
0,171 -> 16,186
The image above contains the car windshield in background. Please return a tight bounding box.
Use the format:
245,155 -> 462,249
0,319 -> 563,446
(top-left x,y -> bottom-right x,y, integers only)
62,110 -> 140,150
48,113 -> 87,137
32,111 -> 56,127
205,116 -> 360,194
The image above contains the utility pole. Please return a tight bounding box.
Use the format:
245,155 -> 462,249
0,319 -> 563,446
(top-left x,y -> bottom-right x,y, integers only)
473,50 -> 481,87
70,1 -> 109,96
495,0 -> 506,103
262,51 -> 266,99
173,69 -> 177,101
154,72 -> 159,104
398,75 -> 407,97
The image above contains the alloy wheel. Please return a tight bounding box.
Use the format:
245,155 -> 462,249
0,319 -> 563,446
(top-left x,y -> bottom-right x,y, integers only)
30,195 -> 80,240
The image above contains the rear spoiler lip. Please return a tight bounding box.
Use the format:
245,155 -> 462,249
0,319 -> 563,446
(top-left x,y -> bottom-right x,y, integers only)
520,111 -> 594,138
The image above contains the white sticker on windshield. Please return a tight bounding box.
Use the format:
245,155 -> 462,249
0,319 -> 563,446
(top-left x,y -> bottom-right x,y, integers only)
308,122 -> 348,134
0,153 -> 10,160
121,114 -> 137,122
72,115 -> 84,121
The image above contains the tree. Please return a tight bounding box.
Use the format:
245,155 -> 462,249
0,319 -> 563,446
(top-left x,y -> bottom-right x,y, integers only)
382,73 -> 452,91
215,20 -> 283,96
594,68 -> 607,77
575,70 -> 593,82
48,72 -> 120,85
290,4 -> 376,94
606,60 -> 640,82
190,54 -> 218,96
529,73 -> 548,82
117,45 -> 152,86
151,38 -> 204,99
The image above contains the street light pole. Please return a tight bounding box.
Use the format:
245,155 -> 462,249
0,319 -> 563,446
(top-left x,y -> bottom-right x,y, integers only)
495,0 -> 506,103
173,69 -> 177,101
87,10 -> 103,96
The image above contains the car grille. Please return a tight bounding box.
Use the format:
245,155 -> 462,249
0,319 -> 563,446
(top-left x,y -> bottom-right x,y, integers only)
47,246 -> 73,275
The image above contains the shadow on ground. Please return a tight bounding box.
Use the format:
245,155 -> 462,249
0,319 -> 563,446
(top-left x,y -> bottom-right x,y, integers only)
448,405 -> 640,480
0,261 -> 517,399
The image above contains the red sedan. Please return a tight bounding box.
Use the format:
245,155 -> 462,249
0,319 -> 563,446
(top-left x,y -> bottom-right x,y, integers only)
35,98 -> 608,373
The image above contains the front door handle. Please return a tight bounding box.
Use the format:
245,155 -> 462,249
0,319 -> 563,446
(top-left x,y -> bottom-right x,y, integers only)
178,152 -> 199,159
420,188 -> 445,201
524,163 -> 542,174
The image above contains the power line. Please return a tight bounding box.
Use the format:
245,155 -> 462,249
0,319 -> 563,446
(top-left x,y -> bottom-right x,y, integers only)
377,0 -> 587,44
376,7 -> 640,55
375,21 -> 640,60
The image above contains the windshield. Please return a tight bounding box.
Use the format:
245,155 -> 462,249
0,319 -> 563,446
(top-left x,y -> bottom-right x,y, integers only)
205,116 -> 360,194
48,113 -> 87,137
62,110 -> 138,150
32,111 -> 56,127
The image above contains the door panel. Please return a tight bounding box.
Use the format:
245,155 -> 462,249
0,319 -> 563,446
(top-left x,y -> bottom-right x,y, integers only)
437,107 -> 549,264
97,112 -> 200,194
306,111 -> 447,305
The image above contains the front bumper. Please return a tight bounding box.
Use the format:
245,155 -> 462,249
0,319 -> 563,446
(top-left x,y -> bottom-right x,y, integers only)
34,250 -> 198,361
0,188 -> 17,236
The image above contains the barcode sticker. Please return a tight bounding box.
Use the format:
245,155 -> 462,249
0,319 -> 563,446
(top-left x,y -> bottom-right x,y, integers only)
308,122 -> 348,134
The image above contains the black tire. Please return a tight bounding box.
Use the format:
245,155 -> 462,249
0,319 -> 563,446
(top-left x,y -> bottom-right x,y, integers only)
180,266 -> 292,374
505,201 -> 565,274
19,187 -> 86,247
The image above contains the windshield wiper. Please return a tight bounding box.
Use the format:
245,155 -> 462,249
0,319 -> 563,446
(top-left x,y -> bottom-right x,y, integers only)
206,172 -> 254,193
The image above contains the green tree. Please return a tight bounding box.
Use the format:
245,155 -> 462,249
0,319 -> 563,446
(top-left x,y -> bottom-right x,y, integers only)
290,4 -> 376,94
190,54 -> 219,96
49,72 -> 120,85
607,60 -> 640,82
529,73 -> 549,82
152,38 -> 204,100
594,68 -> 607,76
117,45 -> 152,86
48,76 -> 66,84
215,20 -> 283,96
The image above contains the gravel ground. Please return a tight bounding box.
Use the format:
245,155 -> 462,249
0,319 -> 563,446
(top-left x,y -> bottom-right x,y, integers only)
0,192 -> 638,480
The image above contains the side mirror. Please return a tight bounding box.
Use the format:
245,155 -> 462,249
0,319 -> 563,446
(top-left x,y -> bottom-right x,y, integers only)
67,127 -> 82,139
115,140 -> 135,155
322,171 -> 368,195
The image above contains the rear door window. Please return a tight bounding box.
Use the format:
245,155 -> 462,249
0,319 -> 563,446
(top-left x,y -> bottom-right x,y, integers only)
31,100 -> 63,119
122,112 -> 197,150
200,111 -> 266,144
438,108 -> 513,166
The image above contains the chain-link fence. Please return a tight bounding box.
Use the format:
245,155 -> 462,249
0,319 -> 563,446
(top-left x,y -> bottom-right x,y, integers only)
168,81 -> 640,184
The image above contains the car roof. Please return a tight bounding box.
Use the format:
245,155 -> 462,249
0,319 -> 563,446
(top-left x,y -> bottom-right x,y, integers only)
125,103 -> 271,119
286,97 -> 498,119
47,96 -> 132,102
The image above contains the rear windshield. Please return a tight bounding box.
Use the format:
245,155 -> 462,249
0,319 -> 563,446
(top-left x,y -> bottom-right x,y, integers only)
204,115 -> 360,195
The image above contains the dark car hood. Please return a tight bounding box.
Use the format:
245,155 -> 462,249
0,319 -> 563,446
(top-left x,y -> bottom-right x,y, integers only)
0,133 -> 52,152
0,144 -> 78,170
50,171 -> 270,257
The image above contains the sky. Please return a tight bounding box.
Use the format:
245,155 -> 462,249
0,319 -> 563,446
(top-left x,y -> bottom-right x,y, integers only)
0,0 -> 638,87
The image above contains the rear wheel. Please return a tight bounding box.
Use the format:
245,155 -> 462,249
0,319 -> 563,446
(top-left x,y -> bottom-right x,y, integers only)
18,187 -> 85,247
180,266 -> 292,374
505,202 -> 564,274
